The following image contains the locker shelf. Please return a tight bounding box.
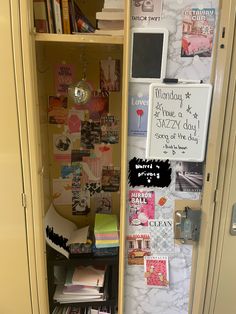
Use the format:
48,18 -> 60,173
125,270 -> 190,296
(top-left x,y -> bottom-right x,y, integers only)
35,33 -> 124,45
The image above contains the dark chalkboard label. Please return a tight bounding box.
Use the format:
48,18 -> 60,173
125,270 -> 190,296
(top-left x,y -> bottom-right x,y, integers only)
128,157 -> 172,188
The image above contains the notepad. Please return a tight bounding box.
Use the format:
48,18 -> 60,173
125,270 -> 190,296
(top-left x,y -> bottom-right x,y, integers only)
94,214 -> 118,234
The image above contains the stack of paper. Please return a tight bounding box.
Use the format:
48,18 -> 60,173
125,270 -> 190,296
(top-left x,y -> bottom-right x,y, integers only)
53,265 -> 107,304
94,214 -> 119,249
95,0 -> 124,35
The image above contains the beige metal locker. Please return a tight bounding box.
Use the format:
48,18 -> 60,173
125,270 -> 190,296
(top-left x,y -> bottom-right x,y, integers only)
0,1 -> 33,313
5,0 -> 236,313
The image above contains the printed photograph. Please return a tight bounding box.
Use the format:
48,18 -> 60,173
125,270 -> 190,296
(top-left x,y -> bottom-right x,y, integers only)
101,166 -> 120,192
100,59 -> 120,92
48,96 -> 68,124
175,161 -> 203,192
81,121 -> 101,149
100,115 -> 119,144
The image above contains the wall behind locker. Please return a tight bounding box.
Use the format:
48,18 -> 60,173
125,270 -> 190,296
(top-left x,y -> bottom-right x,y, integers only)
124,1 -> 219,313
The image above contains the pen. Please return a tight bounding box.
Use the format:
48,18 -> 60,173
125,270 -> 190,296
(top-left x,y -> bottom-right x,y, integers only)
163,78 -> 203,84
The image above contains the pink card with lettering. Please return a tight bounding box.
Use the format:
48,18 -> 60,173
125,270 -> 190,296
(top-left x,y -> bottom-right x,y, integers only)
129,190 -> 155,226
144,256 -> 169,288
55,64 -> 75,95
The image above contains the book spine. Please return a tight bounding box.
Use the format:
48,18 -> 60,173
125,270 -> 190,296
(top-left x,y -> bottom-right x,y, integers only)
33,0 -> 49,33
73,1 -> 95,33
61,0 -> 71,34
45,0 -> 55,33
52,0 -> 63,33
68,0 -> 78,32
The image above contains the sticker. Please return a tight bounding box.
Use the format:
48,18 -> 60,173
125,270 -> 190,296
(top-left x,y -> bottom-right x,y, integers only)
129,190 -> 155,226
127,234 -> 151,265
128,158 -> 172,188
144,255 -> 169,288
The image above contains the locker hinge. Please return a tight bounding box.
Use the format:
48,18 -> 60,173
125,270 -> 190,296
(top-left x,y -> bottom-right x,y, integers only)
21,193 -> 27,208
214,189 -> 219,204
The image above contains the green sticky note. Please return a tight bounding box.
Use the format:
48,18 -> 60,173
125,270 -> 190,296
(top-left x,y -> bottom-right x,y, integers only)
94,214 -> 118,233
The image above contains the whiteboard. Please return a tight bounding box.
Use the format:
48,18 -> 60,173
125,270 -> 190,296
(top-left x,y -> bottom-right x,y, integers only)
146,83 -> 212,161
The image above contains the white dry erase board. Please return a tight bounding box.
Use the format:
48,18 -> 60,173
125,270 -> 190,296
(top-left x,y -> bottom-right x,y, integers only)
146,83 -> 213,161
130,28 -> 169,83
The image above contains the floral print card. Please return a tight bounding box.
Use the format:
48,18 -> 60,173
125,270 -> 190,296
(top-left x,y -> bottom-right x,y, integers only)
144,255 -> 169,288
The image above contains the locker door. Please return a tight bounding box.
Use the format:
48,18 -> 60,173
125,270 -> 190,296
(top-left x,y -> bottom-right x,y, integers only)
0,1 -> 32,313
206,12 -> 236,313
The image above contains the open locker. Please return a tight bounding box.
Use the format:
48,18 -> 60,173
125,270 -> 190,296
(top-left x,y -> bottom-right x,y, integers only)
19,0 -> 129,313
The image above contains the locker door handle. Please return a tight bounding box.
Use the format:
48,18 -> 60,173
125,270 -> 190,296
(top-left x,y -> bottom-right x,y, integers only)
230,203 -> 236,235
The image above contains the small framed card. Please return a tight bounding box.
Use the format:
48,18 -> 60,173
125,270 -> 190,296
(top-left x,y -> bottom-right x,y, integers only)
144,255 -> 169,288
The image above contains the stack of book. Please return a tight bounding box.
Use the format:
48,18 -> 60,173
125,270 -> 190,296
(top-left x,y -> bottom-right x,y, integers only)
53,265 -> 107,304
33,0 -> 95,34
95,0 -> 124,35
94,214 -> 119,249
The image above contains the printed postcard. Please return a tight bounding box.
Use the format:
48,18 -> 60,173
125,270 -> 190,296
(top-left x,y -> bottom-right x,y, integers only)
93,144 -> 113,169
128,90 -> 149,137
67,109 -> 87,134
53,178 -> 72,205
144,255 -> 169,288
72,189 -> 90,215
181,8 -> 215,57
129,190 -> 155,226
93,192 -> 112,214
55,63 -> 75,95
127,234 -> 151,265
101,115 -> 119,144
148,219 -> 175,254
100,58 -> 120,92
81,121 -> 101,149
74,91 -> 109,121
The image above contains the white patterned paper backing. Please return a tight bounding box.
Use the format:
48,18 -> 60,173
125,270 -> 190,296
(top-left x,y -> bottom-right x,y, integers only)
125,0 -> 219,313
